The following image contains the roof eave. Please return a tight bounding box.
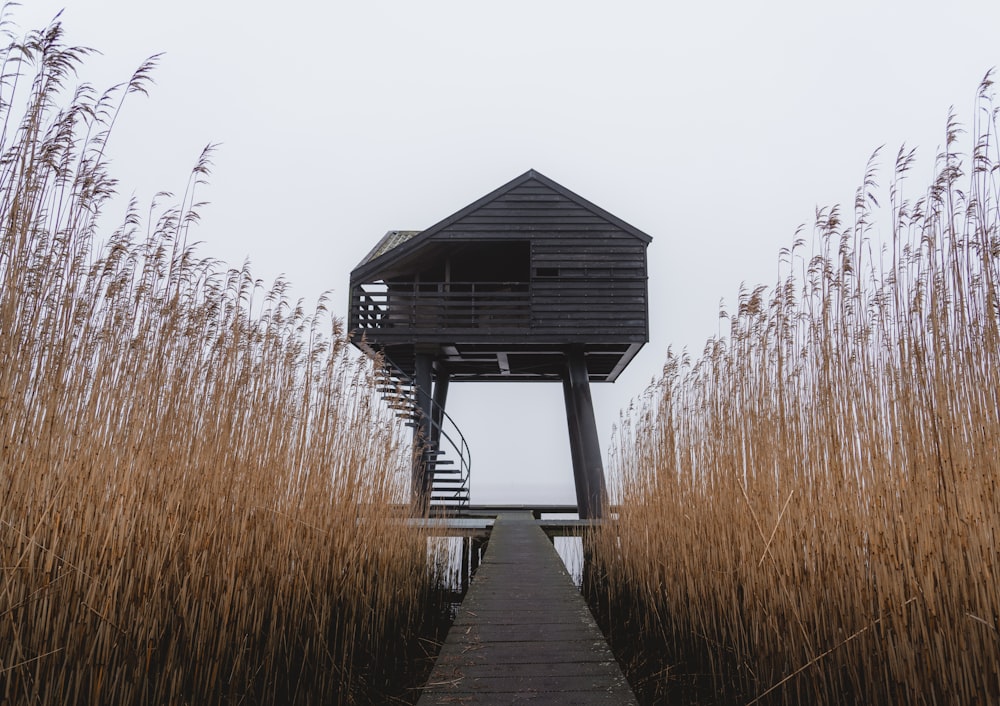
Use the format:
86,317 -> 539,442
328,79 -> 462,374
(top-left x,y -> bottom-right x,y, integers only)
350,170 -> 539,284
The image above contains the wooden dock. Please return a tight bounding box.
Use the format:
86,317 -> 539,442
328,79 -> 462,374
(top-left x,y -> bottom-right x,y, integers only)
417,512 -> 637,705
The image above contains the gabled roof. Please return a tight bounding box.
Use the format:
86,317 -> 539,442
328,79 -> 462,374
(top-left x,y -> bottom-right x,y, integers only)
350,169 -> 652,284
358,230 -> 421,266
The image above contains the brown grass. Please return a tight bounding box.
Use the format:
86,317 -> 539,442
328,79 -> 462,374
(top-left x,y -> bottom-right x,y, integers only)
592,73 -> 1000,705
1,17 -> 437,705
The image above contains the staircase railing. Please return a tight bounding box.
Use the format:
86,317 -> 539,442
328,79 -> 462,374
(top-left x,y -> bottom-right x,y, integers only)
375,355 -> 471,513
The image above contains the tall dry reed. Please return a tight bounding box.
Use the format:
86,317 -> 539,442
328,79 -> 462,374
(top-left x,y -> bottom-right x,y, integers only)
1,18 -> 434,705
592,73 -> 1000,705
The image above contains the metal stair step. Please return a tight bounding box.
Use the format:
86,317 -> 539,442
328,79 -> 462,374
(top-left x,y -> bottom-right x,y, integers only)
374,357 -> 470,510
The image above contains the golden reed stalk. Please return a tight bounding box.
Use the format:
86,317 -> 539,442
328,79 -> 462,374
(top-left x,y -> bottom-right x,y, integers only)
1,18 -> 436,705
592,73 -> 1000,705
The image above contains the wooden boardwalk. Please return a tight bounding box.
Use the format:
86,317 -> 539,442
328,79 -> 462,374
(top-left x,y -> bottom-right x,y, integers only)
418,512 -> 637,705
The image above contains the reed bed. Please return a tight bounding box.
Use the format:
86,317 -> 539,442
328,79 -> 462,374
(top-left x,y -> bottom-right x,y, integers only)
592,73 -> 1000,705
1,18 -> 439,705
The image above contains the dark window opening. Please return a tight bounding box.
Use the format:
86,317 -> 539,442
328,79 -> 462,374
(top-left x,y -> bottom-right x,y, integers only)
449,242 -> 530,283
535,267 -> 559,278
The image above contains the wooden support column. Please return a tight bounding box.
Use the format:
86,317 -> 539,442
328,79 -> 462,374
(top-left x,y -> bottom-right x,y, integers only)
562,377 -> 586,512
430,363 -> 450,450
562,348 -> 606,519
412,351 -> 434,514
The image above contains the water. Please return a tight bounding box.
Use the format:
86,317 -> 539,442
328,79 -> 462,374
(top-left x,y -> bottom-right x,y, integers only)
427,531 -> 585,592
554,535 -> 585,587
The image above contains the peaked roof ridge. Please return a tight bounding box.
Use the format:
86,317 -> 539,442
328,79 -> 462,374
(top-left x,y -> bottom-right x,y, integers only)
516,170 -> 652,244
350,169 -> 652,282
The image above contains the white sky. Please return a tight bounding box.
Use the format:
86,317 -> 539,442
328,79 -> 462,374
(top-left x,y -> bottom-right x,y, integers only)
13,1 -> 1000,505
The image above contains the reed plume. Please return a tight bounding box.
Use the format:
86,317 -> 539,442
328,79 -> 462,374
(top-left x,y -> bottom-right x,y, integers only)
1,17 -> 435,705
592,72 -> 1000,705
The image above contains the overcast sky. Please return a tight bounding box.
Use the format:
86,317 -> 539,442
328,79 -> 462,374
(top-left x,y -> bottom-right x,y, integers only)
13,1 -> 1000,505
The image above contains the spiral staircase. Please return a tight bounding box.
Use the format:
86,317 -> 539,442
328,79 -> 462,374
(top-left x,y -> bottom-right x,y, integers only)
375,359 -> 470,513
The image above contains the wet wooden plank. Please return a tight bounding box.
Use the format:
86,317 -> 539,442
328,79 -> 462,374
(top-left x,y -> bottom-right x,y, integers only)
417,512 -> 637,705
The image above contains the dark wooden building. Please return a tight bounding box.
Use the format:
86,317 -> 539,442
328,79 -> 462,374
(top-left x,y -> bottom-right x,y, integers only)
348,169 -> 651,517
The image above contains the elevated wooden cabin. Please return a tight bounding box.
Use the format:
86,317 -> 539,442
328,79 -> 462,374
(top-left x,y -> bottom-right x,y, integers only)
348,169 -> 651,517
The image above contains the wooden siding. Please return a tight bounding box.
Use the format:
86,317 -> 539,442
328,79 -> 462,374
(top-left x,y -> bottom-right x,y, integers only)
531,238 -> 647,338
348,171 -> 650,381
430,180 -> 649,342
435,182 -> 623,234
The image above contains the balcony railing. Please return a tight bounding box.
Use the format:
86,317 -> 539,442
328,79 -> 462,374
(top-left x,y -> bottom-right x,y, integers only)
352,281 -> 530,332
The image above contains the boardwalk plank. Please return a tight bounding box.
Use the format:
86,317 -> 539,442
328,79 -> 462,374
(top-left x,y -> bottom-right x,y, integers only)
417,512 -> 637,705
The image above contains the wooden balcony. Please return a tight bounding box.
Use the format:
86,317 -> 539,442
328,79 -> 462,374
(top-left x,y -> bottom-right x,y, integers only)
351,282 -> 531,337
